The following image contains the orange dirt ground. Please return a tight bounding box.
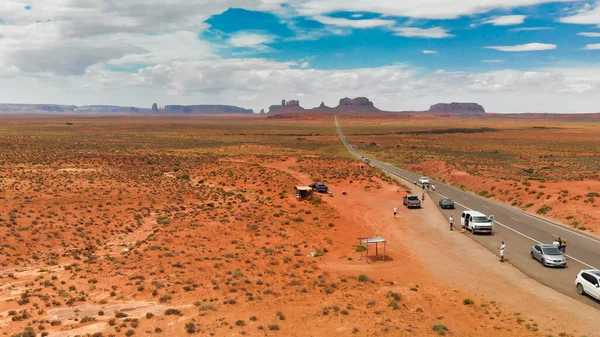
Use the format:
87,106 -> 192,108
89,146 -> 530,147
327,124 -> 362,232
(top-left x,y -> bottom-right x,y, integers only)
0,117 -> 597,337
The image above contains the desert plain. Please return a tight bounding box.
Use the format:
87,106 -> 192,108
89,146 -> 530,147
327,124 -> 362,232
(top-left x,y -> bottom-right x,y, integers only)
0,114 -> 599,337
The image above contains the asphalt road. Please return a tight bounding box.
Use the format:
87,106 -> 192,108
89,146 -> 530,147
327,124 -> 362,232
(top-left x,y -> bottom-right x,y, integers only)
335,116 -> 600,308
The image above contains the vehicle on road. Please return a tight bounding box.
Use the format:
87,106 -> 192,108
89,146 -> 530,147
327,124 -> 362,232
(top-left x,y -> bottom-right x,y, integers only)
575,270 -> 600,300
403,195 -> 421,209
363,158 -> 371,164
310,182 -> 328,193
438,198 -> 455,209
460,210 -> 494,234
418,176 -> 429,185
531,244 -> 567,267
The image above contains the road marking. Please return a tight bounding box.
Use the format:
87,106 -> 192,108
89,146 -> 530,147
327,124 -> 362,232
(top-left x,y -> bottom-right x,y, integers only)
483,205 -> 490,210
510,217 -> 521,222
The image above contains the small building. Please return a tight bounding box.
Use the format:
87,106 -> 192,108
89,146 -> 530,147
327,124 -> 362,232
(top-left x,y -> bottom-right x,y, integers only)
294,185 -> 313,199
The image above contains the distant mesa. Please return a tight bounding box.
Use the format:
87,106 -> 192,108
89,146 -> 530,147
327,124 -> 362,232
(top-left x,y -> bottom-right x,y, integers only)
267,97 -> 379,115
335,97 -> 379,112
428,102 -> 485,115
163,105 -> 253,114
151,103 -> 159,113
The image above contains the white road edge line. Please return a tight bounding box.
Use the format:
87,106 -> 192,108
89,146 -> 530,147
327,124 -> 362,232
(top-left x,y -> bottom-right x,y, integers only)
438,193 -> 598,270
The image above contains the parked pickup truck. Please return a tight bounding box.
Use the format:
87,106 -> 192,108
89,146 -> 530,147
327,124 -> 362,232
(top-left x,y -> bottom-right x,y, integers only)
403,195 -> 421,208
460,210 -> 494,234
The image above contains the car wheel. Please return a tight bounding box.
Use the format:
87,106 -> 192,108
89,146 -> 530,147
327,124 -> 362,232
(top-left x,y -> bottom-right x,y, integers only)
541,258 -> 546,266
576,283 -> 585,295
530,251 -> 535,259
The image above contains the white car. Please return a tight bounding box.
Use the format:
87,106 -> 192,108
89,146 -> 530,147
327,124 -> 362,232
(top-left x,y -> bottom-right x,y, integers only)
460,210 -> 494,234
575,270 -> 600,300
418,176 -> 429,185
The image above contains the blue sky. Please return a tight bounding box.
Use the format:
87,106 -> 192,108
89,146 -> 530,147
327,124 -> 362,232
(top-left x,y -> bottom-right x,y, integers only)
204,4 -> 599,72
1,0 -> 600,112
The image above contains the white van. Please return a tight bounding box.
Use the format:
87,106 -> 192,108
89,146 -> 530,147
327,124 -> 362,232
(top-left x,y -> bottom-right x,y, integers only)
461,210 -> 494,234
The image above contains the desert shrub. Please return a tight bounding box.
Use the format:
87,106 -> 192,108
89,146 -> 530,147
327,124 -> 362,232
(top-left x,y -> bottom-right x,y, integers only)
159,295 -> 172,303
463,298 -> 475,305
165,308 -> 181,316
185,323 -> 196,333
388,301 -> 399,310
432,324 -> 448,335
145,312 -> 154,319
125,330 -> 134,337
198,303 -> 217,312
268,324 -> 280,331
536,205 -> 552,215
115,312 -> 128,318
235,320 -> 245,326
478,190 -> 489,197
311,197 -> 323,206
80,316 -> 96,323
11,327 -> 35,337
357,274 -> 369,282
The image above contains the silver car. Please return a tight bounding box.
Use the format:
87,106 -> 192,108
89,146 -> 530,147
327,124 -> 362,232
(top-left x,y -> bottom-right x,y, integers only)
531,244 -> 567,267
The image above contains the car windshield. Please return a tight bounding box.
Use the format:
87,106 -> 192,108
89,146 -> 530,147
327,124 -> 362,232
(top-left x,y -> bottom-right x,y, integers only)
472,216 -> 490,223
542,247 -> 562,255
442,199 -> 452,203
407,196 -> 419,200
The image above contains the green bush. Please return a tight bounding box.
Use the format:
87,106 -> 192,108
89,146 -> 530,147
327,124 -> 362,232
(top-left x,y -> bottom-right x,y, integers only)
357,274 -> 369,282
536,205 -> 552,215
432,324 -> 448,335
463,298 -> 474,305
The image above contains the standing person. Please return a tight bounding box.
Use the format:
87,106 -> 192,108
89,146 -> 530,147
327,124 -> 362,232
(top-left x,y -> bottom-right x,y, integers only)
421,192 -> 425,201
432,184 -> 436,191
449,215 -> 454,231
393,207 -> 398,218
498,241 -> 506,262
552,238 -> 560,248
560,240 -> 567,255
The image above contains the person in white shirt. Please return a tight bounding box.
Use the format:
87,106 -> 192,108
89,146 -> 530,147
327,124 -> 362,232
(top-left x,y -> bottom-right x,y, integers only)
393,207 -> 397,218
449,215 -> 454,231
552,239 -> 560,248
432,184 -> 436,191
499,241 -> 506,262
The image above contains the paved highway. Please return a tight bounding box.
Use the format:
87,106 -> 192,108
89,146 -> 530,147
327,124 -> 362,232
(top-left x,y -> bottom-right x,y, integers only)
336,116 -> 600,307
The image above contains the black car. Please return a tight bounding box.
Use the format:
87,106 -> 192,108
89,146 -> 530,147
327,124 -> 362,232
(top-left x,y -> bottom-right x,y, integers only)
438,198 -> 455,209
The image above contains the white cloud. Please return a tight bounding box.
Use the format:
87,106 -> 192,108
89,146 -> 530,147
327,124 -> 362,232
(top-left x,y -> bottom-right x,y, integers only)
578,32 -> 600,37
422,50 -> 437,54
300,61 -> 310,68
583,43 -> 600,50
560,2 -> 600,26
4,61 -> 600,113
485,43 -> 557,52
509,27 -> 553,32
228,31 -> 277,49
295,0 -> 569,19
393,27 -> 453,38
484,15 -> 527,26
481,59 -> 505,63
312,15 -> 396,28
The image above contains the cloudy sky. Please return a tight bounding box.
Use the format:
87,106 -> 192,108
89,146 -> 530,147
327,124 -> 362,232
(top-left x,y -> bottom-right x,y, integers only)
1,1 -> 600,113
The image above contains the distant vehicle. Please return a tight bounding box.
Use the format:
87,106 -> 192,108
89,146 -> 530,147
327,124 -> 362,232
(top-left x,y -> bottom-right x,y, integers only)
360,155 -> 364,159
531,244 -> 567,267
460,210 -> 494,234
575,270 -> 600,300
403,195 -> 421,208
363,158 -> 371,164
310,182 -> 328,193
438,198 -> 454,209
419,176 -> 429,185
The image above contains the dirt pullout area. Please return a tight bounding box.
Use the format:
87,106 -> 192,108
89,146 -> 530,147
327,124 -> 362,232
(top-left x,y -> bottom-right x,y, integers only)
268,158 -> 600,337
